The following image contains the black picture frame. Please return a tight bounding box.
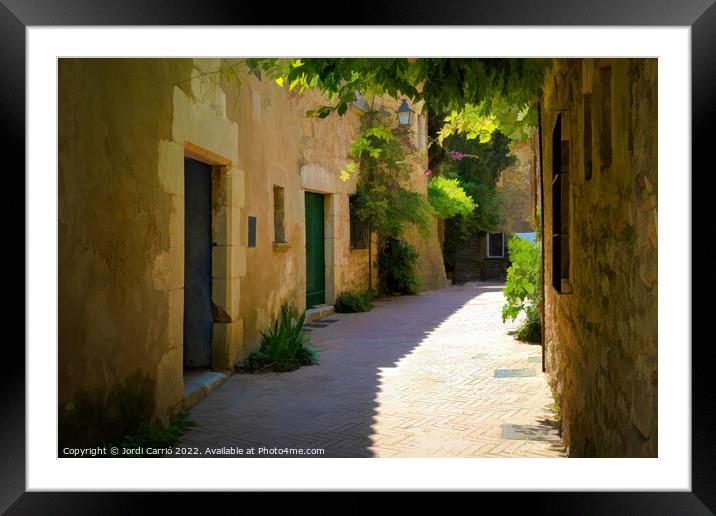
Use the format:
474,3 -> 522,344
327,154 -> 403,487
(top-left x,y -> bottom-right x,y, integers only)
3,0 -> 708,511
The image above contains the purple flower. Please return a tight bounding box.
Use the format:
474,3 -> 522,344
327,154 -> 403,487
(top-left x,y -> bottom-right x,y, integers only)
449,151 -> 465,161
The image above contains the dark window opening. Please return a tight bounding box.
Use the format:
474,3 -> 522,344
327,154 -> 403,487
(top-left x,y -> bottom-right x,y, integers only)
273,186 -> 286,243
349,195 -> 368,249
584,93 -> 593,181
487,232 -> 504,258
248,216 -> 257,248
552,114 -> 570,293
598,66 -> 612,171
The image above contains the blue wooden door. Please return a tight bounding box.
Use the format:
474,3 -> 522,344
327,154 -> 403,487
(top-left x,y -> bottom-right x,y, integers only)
183,158 -> 213,368
305,192 -> 325,308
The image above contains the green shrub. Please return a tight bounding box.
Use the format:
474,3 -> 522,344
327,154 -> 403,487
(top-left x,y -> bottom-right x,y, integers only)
377,237 -> 419,295
244,304 -> 319,372
516,306 -> 541,343
502,235 -> 542,343
427,176 -> 476,220
335,290 -> 374,313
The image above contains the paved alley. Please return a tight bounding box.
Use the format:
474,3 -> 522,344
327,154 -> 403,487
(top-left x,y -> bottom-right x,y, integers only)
178,282 -> 566,458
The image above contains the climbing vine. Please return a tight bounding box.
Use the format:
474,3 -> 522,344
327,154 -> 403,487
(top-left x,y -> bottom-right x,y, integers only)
345,104 -> 432,240
340,102 -> 433,295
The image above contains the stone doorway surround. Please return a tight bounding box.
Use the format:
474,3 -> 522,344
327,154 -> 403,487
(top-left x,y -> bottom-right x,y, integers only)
155,81 -> 246,416
300,163 -> 341,308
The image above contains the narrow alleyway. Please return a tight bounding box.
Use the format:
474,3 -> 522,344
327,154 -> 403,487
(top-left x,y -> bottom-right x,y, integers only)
178,282 -> 565,457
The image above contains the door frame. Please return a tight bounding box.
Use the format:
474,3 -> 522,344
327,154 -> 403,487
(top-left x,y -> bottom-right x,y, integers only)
181,143 -> 241,371
183,156 -> 214,368
303,189 -> 335,309
304,191 -> 326,308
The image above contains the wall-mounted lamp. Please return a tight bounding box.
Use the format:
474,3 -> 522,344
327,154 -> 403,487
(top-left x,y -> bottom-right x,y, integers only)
396,99 -> 414,126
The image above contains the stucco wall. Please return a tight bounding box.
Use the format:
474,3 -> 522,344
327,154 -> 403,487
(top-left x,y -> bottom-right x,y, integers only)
228,68 -> 376,354
59,58 -> 446,446
541,58 -> 658,457
59,58 -> 198,446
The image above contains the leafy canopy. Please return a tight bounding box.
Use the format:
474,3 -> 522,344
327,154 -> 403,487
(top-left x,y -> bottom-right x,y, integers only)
427,177 -> 476,220
247,58 -> 548,142
441,131 -> 516,234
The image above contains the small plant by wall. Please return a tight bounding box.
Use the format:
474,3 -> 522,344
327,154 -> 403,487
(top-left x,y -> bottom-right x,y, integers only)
335,290 -> 374,313
502,234 -> 542,342
242,304 -> 319,372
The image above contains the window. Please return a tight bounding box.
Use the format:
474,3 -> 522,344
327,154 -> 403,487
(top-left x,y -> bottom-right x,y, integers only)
273,185 -> 286,243
552,114 -> 571,292
416,113 -> 427,149
598,66 -> 612,171
247,216 -> 257,248
583,93 -> 593,181
349,195 -> 368,249
487,232 -> 505,258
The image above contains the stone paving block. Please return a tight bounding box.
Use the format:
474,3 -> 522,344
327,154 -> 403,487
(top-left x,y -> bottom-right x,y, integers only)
494,368 -> 537,378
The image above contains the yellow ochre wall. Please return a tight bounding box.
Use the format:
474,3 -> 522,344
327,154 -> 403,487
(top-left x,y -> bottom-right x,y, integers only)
58,58 -> 446,446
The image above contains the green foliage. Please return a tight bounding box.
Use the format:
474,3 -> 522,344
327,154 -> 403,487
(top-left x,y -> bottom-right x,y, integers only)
442,131 -> 516,232
249,58 -> 548,134
440,107 -> 498,144
502,235 -> 542,343
101,412 -> 197,457
439,96 -> 536,144
428,176 -> 476,220
244,304 -> 319,372
439,131 -> 516,273
377,237 -> 419,296
210,58 -> 546,171
335,290 -> 374,313
349,109 -> 433,240
516,307 -> 542,343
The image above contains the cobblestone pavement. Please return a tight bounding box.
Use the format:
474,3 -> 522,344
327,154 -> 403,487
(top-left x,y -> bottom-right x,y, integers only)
178,282 -> 566,458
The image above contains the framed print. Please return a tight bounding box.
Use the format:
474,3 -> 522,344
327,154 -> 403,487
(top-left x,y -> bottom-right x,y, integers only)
3,0 -> 711,511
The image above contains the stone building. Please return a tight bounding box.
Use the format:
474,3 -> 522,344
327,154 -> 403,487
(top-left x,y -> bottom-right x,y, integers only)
540,58 -> 657,457
58,58 -> 446,447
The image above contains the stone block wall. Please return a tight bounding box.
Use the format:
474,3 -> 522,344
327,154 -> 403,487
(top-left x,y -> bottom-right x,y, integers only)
453,232 -> 509,283
541,59 -> 657,457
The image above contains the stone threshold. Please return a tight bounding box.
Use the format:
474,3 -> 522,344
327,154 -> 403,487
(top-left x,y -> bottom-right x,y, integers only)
305,304 -> 334,323
183,369 -> 230,410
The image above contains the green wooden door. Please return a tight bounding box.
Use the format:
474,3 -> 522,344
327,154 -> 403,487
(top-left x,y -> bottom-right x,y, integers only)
305,192 -> 325,307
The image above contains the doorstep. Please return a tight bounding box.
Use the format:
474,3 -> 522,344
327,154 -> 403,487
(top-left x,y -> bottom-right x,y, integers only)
305,304 -> 335,323
183,369 -> 229,410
